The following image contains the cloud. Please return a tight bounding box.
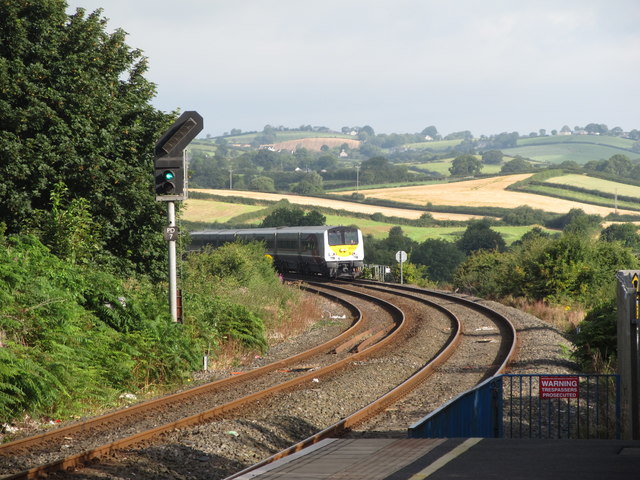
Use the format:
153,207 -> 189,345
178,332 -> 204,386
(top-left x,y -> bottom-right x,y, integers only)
66,0 -> 640,136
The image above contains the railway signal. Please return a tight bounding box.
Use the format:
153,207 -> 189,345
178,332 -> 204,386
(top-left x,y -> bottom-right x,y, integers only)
154,156 -> 185,197
153,111 -> 203,322
154,111 -> 203,202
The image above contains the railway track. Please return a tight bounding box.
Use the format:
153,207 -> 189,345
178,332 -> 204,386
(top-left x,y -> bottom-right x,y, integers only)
0,280 -> 518,480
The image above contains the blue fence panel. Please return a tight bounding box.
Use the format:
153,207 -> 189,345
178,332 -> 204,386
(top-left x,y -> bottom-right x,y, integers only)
408,374 -> 620,440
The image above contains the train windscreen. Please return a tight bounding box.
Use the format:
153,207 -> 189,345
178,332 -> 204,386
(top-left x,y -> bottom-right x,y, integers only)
328,228 -> 359,246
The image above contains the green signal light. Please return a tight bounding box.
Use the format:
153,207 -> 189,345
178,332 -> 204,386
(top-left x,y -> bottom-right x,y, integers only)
163,170 -> 175,181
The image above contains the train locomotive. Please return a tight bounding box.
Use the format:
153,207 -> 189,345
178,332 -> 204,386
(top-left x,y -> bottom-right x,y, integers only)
189,225 -> 364,278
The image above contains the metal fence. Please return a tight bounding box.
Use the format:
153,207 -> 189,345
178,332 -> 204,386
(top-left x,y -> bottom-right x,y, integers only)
408,374 -> 620,440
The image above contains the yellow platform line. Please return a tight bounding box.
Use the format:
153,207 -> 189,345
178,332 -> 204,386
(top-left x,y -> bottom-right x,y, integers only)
409,438 -> 483,479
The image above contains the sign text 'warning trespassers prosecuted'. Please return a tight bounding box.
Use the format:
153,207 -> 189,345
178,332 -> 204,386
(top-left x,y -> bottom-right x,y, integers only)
539,376 -> 580,399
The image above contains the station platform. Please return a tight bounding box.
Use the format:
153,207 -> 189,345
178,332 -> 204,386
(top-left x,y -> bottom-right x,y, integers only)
229,437 -> 640,479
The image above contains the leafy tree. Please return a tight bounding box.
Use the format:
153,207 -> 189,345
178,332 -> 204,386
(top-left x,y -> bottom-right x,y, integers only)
486,132 -> 519,148
26,181 -> 103,265
585,123 -> 608,135
502,205 -> 549,226
454,233 -> 638,307
412,239 -> 465,283
0,2 -> 172,278
449,154 -> 482,176
421,126 -> 439,139
362,228 -> 416,266
456,219 -> 506,254
546,208 -> 601,232
391,261 -> 426,284
453,249 -> 517,299
563,211 -> 603,236
500,157 -> 531,173
260,206 -> 325,227
249,176 -> 275,192
559,160 -> 580,169
358,125 -> 375,138
386,226 -> 416,253
444,130 -> 473,141
600,223 -> 640,251
292,171 -> 324,194
511,226 -> 553,247
604,154 -> 632,177
572,298 -> 617,371
481,150 -> 503,165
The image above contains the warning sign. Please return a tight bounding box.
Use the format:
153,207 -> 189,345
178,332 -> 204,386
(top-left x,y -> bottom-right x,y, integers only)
540,376 -> 579,399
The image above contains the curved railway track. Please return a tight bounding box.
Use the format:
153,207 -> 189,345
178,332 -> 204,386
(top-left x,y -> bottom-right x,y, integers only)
0,280 -> 518,480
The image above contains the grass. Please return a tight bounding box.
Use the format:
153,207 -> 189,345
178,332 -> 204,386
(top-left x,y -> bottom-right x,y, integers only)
410,159 -> 504,176
503,135 -> 637,164
502,143 -> 629,164
518,134 -> 635,149
323,214 -> 549,245
221,131 -> 354,144
521,184 -> 640,211
403,139 -> 463,151
181,198 -> 549,246
544,174 -> 640,198
183,199 -> 265,223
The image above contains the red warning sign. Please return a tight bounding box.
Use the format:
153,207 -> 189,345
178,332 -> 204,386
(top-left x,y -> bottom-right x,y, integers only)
540,376 -> 579,399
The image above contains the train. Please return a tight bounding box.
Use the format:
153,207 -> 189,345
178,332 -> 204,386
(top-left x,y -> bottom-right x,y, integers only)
189,225 -> 365,278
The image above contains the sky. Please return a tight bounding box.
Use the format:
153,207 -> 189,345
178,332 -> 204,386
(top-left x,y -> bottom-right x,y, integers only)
65,0 -> 640,139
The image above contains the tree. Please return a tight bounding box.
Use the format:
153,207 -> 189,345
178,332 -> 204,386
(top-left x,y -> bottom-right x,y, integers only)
421,126 -> 439,139
292,172 -> 324,194
456,219 -> 506,255
500,157 -> 531,173
604,154 -> 632,177
600,223 -> 640,251
260,206 -> 325,227
449,154 -> 482,177
481,150 -> 503,165
502,205 -> 548,226
412,239 -> 465,283
249,176 -> 275,192
0,2 -> 172,278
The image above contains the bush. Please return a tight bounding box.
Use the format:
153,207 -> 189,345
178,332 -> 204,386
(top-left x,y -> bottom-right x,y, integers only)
572,298 -> 617,372
0,233 -> 198,422
182,242 -> 300,354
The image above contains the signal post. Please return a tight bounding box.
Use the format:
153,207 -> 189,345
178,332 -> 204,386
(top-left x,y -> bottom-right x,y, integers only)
154,111 -> 203,321
617,270 -> 640,439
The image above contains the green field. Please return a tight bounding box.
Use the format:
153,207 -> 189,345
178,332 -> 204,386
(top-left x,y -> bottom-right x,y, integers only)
544,174 -> 640,198
521,184 -> 640,211
403,139 -> 462,151
323,214 -> 545,245
222,131 -> 354,144
504,135 -> 636,164
183,199 -> 545,246
518,135 -> 635,149
411,158 -> 503,176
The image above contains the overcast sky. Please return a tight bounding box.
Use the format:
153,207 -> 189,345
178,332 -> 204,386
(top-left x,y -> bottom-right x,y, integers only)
65,0 -> 640,138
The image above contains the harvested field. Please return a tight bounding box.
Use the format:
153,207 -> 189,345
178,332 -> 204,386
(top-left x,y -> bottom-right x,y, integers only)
269,137 -> 360,152
340,174 -> 637,216
188,189 -> 481,221
183,199 -> 264,223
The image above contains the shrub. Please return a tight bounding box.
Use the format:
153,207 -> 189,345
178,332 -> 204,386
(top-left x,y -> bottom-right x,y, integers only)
572,298 -> 617,372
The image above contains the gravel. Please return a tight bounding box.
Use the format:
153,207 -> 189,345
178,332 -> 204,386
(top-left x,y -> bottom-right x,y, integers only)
18,289 -> 579,480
